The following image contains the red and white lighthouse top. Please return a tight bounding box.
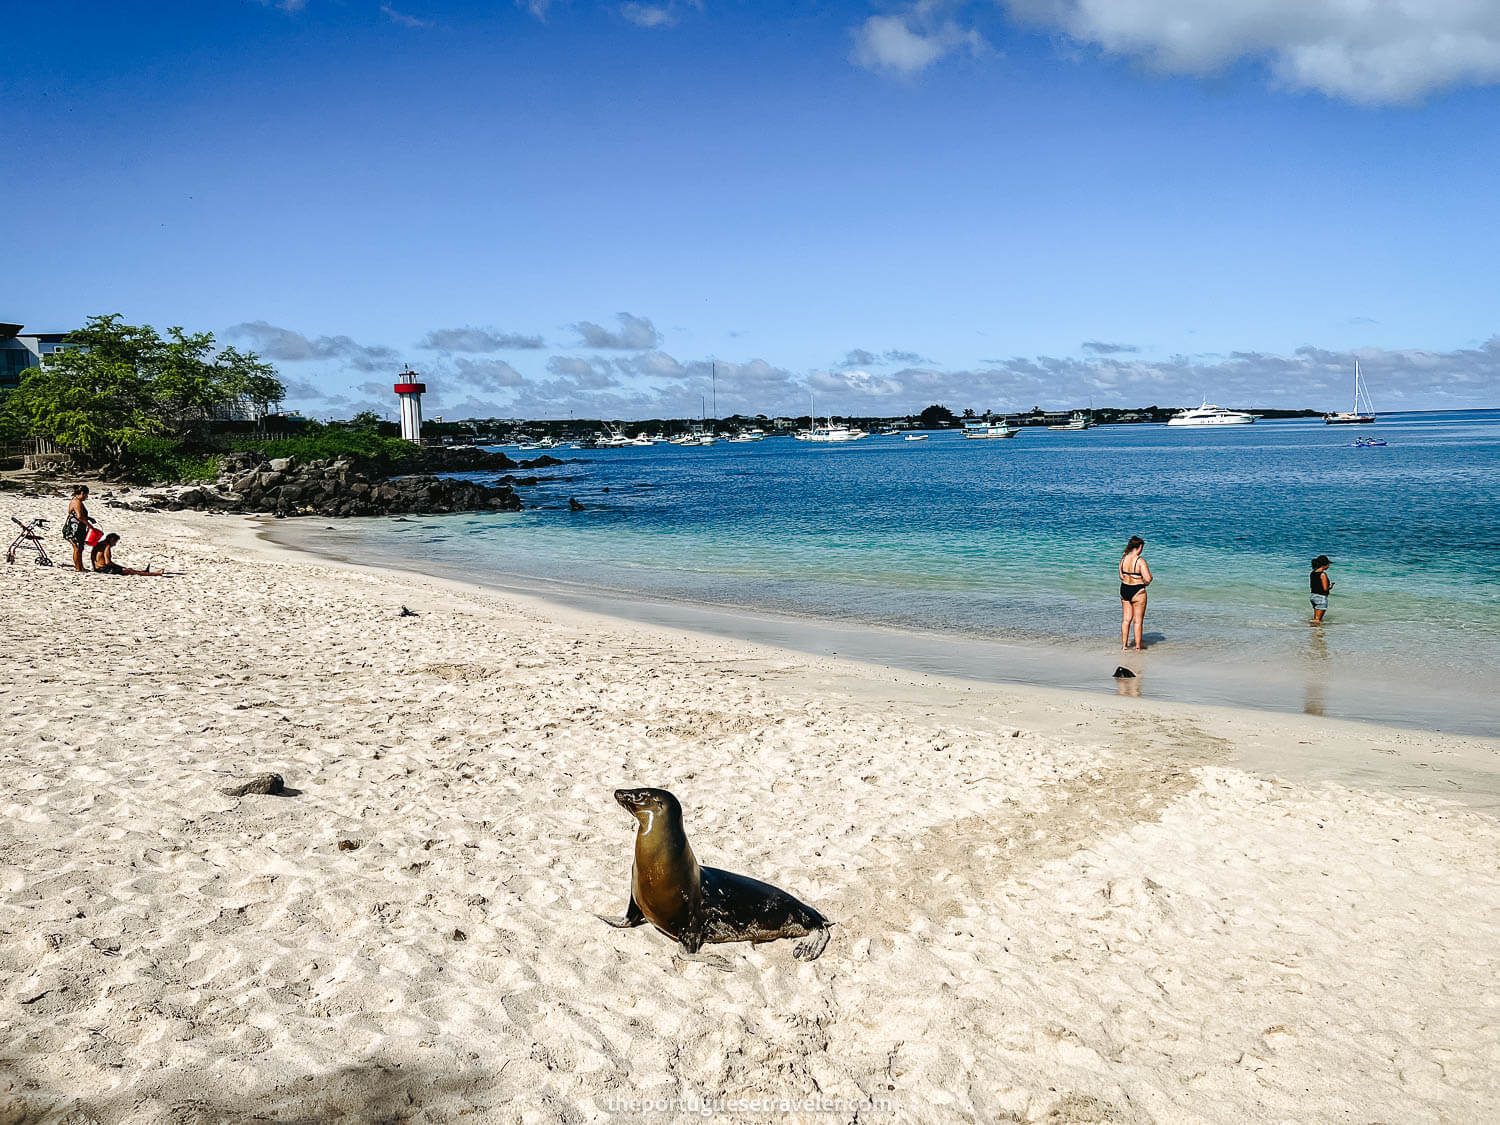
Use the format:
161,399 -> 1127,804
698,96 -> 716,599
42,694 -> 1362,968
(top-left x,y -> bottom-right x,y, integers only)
394,369 -> 426,395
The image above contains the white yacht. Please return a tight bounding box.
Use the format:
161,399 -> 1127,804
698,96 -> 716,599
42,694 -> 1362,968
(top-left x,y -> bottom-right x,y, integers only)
1048,411 -> 1093,431
597,426 -> 634,447
795,420 -> 866,442
1166,402 -> 1256,427
961,419 -> 1019,439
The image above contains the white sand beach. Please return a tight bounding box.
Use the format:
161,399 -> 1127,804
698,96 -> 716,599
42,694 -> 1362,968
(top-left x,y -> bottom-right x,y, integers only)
2,488 -> 1499,1123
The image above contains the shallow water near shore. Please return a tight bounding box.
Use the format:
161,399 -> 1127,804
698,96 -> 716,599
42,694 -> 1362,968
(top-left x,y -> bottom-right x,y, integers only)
273,410 -> 1500,735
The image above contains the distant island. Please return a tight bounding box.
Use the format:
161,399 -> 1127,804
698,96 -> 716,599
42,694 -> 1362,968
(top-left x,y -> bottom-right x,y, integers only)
357,402 -> 1324,447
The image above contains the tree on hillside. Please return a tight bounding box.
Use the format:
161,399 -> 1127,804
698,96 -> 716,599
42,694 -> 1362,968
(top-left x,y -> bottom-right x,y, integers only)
9,314 -> 284,462
918,403 -> 955,428
348,410 -> 384,432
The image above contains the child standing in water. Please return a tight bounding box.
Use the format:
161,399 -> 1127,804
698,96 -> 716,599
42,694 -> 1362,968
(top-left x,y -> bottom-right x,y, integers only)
1309,555 -> 1334,624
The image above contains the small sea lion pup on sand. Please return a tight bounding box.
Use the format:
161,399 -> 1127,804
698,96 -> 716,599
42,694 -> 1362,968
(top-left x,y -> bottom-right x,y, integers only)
600,788 -> 832,969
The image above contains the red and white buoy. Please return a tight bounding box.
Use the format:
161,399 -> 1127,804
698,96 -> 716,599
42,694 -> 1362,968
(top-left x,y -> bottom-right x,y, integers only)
394,368 -> 426,444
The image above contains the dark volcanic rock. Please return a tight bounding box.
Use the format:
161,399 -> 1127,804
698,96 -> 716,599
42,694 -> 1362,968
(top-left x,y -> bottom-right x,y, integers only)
405,447 -> 518,473
167,450 -> 525,519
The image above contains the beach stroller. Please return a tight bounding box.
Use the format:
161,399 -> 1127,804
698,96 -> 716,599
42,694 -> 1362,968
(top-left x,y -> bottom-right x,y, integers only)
7,516 -> 54,566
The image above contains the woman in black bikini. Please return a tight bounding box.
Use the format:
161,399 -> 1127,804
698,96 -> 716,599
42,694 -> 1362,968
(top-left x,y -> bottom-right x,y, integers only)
1119,535 -> 1152,651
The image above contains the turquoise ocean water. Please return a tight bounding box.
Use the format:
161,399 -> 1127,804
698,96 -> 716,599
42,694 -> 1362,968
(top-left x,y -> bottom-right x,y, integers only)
290,410 -> 1500,734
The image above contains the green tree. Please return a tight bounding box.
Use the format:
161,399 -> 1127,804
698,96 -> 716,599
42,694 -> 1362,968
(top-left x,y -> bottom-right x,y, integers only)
918,403 -> 955,428
0,390 -> 26,444
9,314 -> 284,462
10,347 -> 161,461
348,410 -> 384,432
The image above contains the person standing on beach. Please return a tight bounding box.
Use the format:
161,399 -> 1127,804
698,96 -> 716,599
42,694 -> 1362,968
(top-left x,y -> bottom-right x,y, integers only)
1309,555 -> 1334,625
1119,536 -> 1152,650
65,485 -> 93,573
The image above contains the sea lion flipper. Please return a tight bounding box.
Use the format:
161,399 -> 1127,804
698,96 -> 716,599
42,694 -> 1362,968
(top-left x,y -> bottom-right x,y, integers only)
793,927 -> 831,962
598,894 -> 647,929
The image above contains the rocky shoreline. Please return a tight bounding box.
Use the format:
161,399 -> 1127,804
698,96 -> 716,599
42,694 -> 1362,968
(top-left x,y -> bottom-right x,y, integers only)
6,446 -> 574,519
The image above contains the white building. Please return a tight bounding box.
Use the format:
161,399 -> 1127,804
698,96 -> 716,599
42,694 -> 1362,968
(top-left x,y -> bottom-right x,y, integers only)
0,323 -> 70,390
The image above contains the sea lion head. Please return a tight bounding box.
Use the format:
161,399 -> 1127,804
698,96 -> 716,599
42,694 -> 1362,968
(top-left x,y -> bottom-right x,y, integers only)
614,787 -> 682,834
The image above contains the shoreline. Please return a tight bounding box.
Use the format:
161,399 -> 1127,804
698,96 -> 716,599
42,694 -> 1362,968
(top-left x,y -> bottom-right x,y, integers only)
263,514 -> 1500,740
5,492 -> 1500,1122
248,513 -> 1500,811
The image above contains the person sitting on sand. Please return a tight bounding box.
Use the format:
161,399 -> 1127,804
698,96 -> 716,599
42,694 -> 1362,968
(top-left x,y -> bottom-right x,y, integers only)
1119,535 -> 1152,651
1309,555 -> 1334,625
90,533 -> 163,576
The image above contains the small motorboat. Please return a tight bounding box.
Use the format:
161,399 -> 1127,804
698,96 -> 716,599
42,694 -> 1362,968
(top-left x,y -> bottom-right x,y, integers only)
1347,438 -> 1387,447
903,433 -> 929,442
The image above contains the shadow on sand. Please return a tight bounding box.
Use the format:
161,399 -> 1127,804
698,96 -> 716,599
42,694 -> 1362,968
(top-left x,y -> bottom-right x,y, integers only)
0,1056 -> 499,1123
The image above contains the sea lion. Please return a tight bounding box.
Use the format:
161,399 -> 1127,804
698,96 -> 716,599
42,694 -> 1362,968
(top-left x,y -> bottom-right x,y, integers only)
599,787 -> 832,967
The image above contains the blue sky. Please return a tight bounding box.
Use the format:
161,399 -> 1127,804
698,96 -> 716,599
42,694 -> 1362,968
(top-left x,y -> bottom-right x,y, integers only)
6,0 -> 1500,419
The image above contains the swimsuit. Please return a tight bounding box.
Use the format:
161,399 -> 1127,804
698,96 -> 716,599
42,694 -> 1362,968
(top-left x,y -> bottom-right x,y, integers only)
66,508 -> 90,546
1120,559 -> 1148,601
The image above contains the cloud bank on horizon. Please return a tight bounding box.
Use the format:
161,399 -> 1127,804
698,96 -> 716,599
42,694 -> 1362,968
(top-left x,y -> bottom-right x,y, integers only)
228,316 -> 1500,422
852,0 -> 1500,103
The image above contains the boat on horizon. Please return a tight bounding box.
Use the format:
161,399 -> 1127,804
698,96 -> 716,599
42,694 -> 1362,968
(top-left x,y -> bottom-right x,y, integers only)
1325,360 -> 1377,424
903,433 -> 929,441
1048,410 -> 1093,431
1166,402 -> 1256,427
961,419 -> 1018,439
795,420 -> 867,442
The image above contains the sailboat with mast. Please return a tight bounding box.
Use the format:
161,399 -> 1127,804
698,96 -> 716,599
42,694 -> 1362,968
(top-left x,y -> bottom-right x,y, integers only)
1324,360 -> 1376,425
793,391 -> 867,442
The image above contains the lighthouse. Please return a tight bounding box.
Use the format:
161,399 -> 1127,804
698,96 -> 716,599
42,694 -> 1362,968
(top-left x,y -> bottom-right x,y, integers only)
394,368 -> 426,444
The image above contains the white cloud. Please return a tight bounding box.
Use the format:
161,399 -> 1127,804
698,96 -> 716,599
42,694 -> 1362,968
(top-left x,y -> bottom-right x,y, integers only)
269,332 -> 1500,419
420,326 -> 545,352
547,355 -> 621,389
620,351 -> 690,379
1004,0 -> 1500,103
573,312 -> 662,350
810,368 -> 908,396
852,4 -> 987,76
454,358 -> 527,391
840,347 -> 931,367
380,5 -> 433,29
226,321 -> 398,372
622,3 -> 676,28
516,0 -> 556,21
